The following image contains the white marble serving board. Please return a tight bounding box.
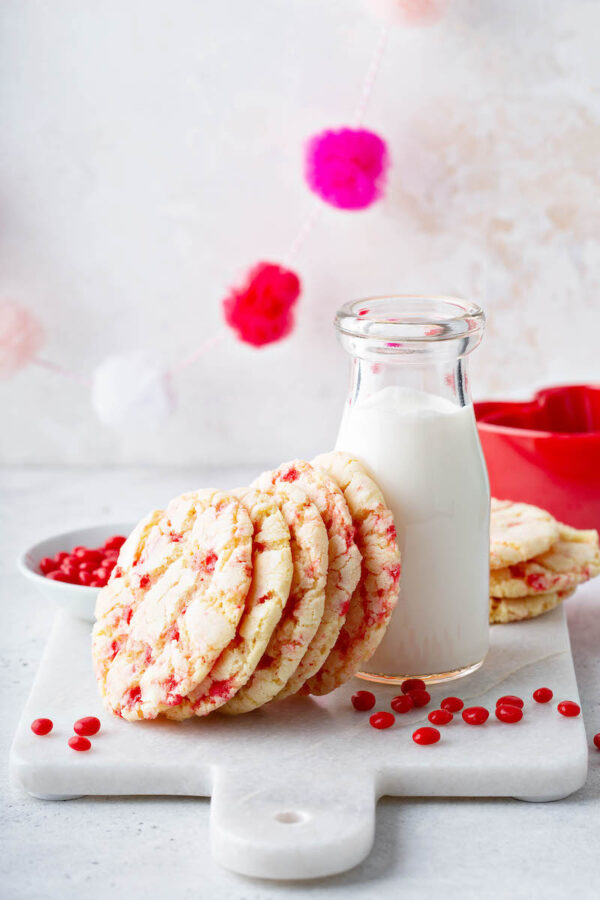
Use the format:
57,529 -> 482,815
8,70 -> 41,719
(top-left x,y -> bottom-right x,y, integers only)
10,607 -> 588,880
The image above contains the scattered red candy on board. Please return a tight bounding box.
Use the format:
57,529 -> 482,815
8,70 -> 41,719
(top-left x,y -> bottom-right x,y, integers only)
557,701 -> 581,718
412,726 -> 441,745
462,706 -> 489,725
31,718 -> 53,736
73,716 -> 101,737
428,708 -> 453,726
68,735 -> 92,752
401,678 -> 426,695
38,536 -> 127,588
593,734 -> 600,751
408,689 -> 431,708
391,694 -> 414,714
441,696 -> 464,713
533,687 -> 553,703
351,690 -> 376,711
369,711 -> 395,730
496,695 -> 524,709
495,704 -> 523,724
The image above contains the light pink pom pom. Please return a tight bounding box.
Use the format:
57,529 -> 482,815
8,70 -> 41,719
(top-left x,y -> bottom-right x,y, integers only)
305,128 -> 389,211
0,300 -> 43,378
368,0 -> 449,26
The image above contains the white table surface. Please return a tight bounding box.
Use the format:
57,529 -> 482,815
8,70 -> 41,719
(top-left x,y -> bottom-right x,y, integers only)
2,466 -> 600,899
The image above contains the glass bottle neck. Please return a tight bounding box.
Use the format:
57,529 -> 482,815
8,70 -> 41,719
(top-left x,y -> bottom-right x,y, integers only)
346,353 -> 472,410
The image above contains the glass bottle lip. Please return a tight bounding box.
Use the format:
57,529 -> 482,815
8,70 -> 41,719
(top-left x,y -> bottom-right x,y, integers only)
335,295 -> 485,346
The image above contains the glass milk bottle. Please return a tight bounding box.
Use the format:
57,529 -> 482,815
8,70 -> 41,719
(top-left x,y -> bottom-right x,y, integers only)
335,296 -> 490,684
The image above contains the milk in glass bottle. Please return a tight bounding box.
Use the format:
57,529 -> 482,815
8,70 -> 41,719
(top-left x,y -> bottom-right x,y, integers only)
335,296 -> 490,684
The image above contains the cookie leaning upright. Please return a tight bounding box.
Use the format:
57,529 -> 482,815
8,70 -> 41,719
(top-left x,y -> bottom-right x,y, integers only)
490,499 -> 560,570
304,451 -> 401,696
92,490 -> 253,721
222,482 -> 328,714
166,488 -> 293,718
253,459 -> 362,698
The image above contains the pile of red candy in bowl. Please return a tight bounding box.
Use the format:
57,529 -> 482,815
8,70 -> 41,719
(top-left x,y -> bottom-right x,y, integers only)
38,535 -> 126,587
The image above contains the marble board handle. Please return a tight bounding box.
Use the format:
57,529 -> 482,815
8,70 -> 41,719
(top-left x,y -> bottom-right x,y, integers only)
210,766 -> 376,879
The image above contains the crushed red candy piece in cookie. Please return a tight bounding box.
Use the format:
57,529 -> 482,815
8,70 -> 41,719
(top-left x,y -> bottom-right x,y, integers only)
533,687 -> 553,703
351,690 -> 376,711
74,716 -> 101,737
428,709 -> 453,726
401,678 -> 426,695
495,704 -> 523,724
441,696 -> 464,713
369,711 -> 395,730
462,706 -> 489,725
31,718 -> 53,736
413,726 -> 440,745
391,694 -> 414,714
68,735 -> 92,752
557,701 -> 580,718
496,695 -> 524,709
408,689 -> 431,708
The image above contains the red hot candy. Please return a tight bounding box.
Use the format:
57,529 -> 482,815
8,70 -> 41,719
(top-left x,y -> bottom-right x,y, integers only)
391,695 -> 414,714
401,678 -> 426,695
462,706 -> 489,725
74,716 -> 101,737
428,709 -> 453,726
31,718 -> 53,736
495,704 -> 523,724
413,726 -> 440,745
496,695 -> 524,709
441,697 -> 464,713
351,690 -> 376,711
593,734 -> 600,751
68,735 -> 92,752
557,701 -> 581,718
369,711 -> 395,730
409,689 -> 431,708
533,687 -> 553,703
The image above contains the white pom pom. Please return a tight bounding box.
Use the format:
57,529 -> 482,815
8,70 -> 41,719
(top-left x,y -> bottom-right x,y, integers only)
91,352 -> 174,430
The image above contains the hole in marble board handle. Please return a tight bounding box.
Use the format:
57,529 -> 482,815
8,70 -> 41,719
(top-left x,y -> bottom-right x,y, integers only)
274,810 -> 309,825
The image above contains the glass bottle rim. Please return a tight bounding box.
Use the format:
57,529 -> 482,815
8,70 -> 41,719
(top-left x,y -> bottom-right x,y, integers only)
335,295 -> 485,345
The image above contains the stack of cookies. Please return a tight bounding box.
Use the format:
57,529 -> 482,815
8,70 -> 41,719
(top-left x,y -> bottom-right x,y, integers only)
92,452 -> 401,721
489,499 -> 600,624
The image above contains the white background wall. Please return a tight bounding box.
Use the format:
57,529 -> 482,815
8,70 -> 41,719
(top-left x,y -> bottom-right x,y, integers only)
1,0 -> 599,466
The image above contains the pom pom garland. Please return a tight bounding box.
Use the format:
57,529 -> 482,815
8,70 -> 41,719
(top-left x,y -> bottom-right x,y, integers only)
223,262 -> 301,347
305,128 -> 389,211
0,300 -> 44,378
91,352 -> 174,430
367,0 -> 449,26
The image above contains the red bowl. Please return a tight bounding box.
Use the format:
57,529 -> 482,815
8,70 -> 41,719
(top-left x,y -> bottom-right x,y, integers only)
475,384 -> 600,531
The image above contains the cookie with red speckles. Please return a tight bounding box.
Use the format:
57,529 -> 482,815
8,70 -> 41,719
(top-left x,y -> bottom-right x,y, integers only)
253,459 -> 362,698
489,588 -> 575,624
222,482 -> 328,714
303,451 -> 401,696
92,490 -> 253,721
490,499 -> 560,570
166,488 -> 293,719
489,523 -> 600,599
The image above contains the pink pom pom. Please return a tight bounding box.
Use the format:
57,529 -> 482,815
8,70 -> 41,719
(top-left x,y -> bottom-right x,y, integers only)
305,128 -> 389,211
368,0 -> 449,26
0,300 -> 43,378
223,262 -> 301,347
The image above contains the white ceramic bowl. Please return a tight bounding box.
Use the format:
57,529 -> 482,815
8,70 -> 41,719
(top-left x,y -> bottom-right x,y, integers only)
18,522 -> 135,623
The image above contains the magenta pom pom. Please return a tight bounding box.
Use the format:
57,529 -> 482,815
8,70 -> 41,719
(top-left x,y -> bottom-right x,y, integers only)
0,300 -> 43,378
223,262 -> 301,347
305,128 -> 389,211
